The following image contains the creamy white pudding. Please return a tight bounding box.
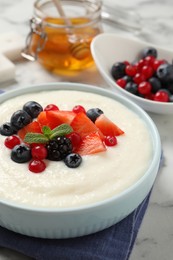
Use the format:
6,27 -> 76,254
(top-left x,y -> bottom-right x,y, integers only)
0,90 -> 152,208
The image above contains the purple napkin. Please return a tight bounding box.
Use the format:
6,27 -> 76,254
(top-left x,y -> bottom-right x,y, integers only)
0,191 -> 151,260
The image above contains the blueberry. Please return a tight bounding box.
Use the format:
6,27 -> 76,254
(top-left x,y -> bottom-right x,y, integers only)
64,153 -> 82,168
86,108 -> 103,123
141,47 -> 158,58
0,122 -> 16,136
122,75 -> 132,83
11,144 -> 31,163
125,82 -> 138,95
10,110 -> 32,130
156,64 -> 173,83
111,62 -> 126,80
23,101 -> 43,118
148,77 -> 162,93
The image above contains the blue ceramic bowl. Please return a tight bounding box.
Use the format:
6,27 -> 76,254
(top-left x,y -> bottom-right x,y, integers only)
0,82 -> 161,238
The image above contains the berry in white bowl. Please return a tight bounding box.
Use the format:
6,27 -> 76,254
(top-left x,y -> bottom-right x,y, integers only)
0,82 -> 161,238
91,33 -> 173,114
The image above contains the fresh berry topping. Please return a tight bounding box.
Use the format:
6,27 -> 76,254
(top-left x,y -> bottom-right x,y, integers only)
18,121 -> 42,140
31,145 -> 48,160
23,101 -> 43,118
138,82 -> 152,95
141,47 -> 158,58
4,135 -> 21,149
0,122 -> 16,136
64,153 -> 82,168
125,82 -> 138,94
11,144 -> 31,163
86,108 -> 103,123
46,136 -> 72,161
71,112 -> 103,139
66,132 -> 82,151
44,104 -> 59,111
37,111 -> 49,128
111,62 -> 126,80
46,110 -> 76,129
76,132 -> 106,155
10,110 -> 32,131
104,136 -> 117,146
29,159 -> 46,173
125,65 -> 137,77
116,78 -> 126,88
95,114 -> 124,137
72,105 -> 86,114
154,90 -> 170,102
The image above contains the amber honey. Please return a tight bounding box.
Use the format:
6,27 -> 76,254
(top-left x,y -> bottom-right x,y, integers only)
30,16 -> 102,75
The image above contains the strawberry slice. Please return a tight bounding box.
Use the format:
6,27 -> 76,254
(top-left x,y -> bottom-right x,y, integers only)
76,132 -> 106,155
37,111 -> 49,128
70,112 -> 104,139
18,121 -> 42,140
46,110 -> 76,128
95,114 -> 124,136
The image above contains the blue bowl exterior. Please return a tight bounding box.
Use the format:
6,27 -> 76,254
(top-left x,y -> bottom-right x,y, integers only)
0,83 -> 161,238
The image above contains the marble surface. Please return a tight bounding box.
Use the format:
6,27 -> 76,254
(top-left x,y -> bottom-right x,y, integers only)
0,0 -> 173,259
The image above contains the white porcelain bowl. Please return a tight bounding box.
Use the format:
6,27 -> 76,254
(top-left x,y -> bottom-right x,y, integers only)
91,33 -> 173,114
0,83 -> 161,238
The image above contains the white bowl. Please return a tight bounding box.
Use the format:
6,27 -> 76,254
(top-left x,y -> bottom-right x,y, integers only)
91,33 -> 173,114
0,82 -> 161,238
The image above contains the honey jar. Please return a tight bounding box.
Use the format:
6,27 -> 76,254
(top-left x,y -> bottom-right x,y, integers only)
22,0 -> 103,75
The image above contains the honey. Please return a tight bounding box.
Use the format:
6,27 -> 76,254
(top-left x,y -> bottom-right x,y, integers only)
22,0 -> 102,76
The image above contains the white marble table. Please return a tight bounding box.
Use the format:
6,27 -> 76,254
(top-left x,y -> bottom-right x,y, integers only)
0,0 -> 173,259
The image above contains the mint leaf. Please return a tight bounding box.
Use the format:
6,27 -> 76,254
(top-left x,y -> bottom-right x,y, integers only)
24,133 -> 49,144
42,126 -> 52,137
50,124 -> 73,139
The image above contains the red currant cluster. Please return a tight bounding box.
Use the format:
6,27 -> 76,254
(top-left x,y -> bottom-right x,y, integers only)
111,47 -> 173,102
3,103 -> 120,174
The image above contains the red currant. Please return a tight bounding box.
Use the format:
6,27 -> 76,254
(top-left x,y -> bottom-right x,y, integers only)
124,60 -> 130,66
29,159 -> 46,173
31,145 -> 48,160
136,59 -> 145,71
4,135 -> 21,149
153,59 -> 166,71
104,136 -> 117,146
66,132 -> 82,151
154,91 -> 169,102
44,104 -> 59,111
72,105 -> 86,114
141,66 -> 154,79
138,82 -> 152,95
133,73 -> 146,85
125,65 -> 137,77
116,78 -> 126,88
144,56 -> 155,66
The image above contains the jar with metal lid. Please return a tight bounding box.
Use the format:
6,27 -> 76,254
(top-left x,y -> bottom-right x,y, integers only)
22,0 -> 103,75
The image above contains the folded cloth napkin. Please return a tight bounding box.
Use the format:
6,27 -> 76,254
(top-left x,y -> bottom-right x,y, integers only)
0,191 -> 151,260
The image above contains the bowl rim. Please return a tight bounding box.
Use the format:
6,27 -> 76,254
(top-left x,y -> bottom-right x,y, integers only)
91,32 -> 173,108
0,82 -> 161,212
